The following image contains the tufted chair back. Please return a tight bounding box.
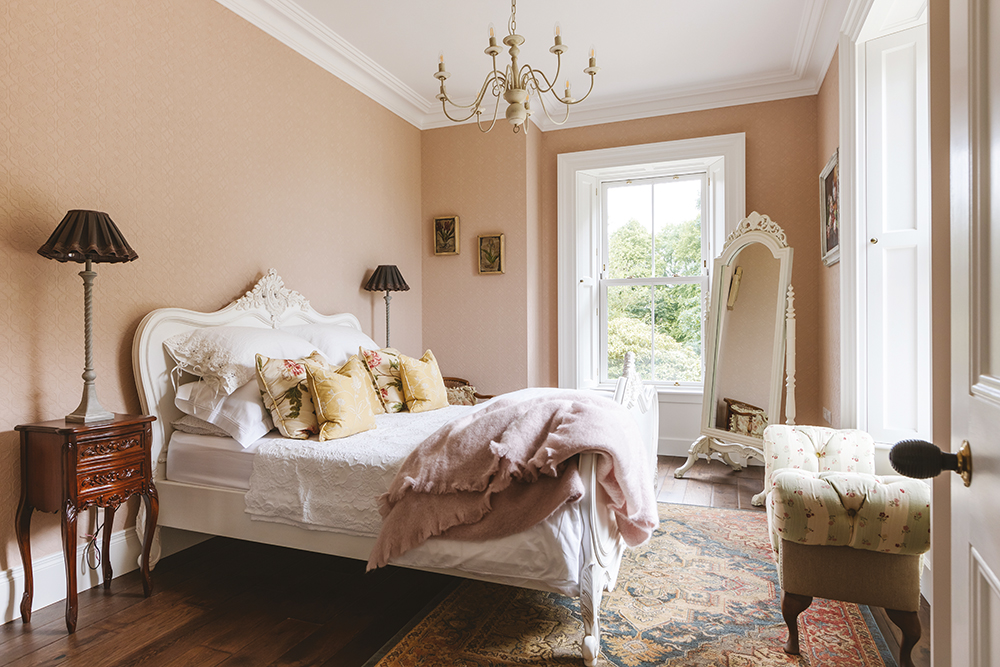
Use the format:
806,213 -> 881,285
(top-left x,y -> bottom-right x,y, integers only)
762,425 -> 876,496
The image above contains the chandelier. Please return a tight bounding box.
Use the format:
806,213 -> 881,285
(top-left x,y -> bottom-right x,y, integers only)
433,0 -> 600,133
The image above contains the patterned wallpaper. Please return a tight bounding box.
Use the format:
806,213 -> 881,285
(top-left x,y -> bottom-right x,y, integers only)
817,48 -> 841,427
1,0 -> 423,568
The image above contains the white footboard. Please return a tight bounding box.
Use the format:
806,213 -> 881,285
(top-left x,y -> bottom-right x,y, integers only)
577,375 -> 658,666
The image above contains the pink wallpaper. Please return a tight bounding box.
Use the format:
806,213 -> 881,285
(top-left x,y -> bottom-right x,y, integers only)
420,125 -> 537,395
1,0 -> 422,568
817,48 -> 841,427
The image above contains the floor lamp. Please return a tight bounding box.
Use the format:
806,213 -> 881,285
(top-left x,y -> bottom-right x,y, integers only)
364,265 -> 409,348
38,210 -> 138,423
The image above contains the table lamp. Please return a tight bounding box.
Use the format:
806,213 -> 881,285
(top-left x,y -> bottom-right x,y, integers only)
364,265 -> 409,348
38,210 -> 138,422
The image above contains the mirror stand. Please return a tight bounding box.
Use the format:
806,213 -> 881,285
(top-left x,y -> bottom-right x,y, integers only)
673,213 -> 796,506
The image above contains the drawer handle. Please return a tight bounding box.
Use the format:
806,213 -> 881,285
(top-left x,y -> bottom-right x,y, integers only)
80,467 -> 140,489
80,438 -> 140,458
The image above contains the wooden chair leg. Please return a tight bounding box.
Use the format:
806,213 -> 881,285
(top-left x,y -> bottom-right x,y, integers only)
781,591 -> 813,655
884,608 -> 921,667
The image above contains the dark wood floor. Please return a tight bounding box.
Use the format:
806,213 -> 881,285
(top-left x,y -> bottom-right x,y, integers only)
1,456 -> 929,667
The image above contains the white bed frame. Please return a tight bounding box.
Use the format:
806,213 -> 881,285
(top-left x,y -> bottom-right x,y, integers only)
131,269 -> 658,666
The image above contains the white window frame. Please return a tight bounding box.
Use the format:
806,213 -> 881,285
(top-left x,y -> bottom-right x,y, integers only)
557,134 -> 746,394
598,172 -> 711,386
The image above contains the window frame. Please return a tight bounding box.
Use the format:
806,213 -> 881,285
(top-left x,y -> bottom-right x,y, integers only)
556,134 -> 746,396
598,172 -> 711,386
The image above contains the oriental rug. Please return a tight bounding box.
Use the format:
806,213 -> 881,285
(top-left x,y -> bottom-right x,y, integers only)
367,503 -> 896,667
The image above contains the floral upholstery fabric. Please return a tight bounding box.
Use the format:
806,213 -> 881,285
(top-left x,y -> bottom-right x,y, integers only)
446,385 -> 477,406
761,425 -> 876,500
399,350 -> 449,413
768,469 -> 931,556
255,351 -> 323,439
762,424 -> 931,564
359,347 -> 402,413
303,355 -> 379,441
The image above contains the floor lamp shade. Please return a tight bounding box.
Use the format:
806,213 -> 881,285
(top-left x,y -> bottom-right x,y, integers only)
364,265 -> 409,348
39,210 -> 138,423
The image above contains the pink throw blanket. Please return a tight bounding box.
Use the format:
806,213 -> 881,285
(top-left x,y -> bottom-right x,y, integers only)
367,390 -> 657,570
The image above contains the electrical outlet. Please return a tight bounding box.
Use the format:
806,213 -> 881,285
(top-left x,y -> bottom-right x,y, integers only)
823,407 -> 832,425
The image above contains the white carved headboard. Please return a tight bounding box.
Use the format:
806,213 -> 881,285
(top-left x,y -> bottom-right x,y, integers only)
131,269 -> 363,480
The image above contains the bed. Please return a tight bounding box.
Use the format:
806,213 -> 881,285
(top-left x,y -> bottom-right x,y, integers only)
131,269 -> 659,666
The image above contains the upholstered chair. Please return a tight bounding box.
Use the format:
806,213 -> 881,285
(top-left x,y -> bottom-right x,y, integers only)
762,425 -> 931,667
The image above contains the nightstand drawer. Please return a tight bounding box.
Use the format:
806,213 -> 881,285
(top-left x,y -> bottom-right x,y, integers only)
77,458 -> 147,505
77,430 -> 146,465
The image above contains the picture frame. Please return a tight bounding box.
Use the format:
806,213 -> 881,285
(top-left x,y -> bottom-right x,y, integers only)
478,234 -> 505,275
433,216 -> 460,256
820,149 -> 840,266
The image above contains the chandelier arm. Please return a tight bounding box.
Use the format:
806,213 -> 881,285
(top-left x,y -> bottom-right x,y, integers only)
558,74 -> 597,105
519,54 -> 561,95
523,67 -> 560,97
442,71 -> 504,111
476,89 -> 504,133
440,100 -> 484,124
531,85 -> 572,126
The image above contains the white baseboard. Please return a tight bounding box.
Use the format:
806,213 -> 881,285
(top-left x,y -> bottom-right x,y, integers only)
658,436 -> 696,457
0,525 -> 208,626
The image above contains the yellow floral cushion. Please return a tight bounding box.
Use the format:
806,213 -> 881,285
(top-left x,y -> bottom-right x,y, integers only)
304,355 -> 379,441
359,347 -> 404,413
400,350 -> 449,413
255,351 -> 323,439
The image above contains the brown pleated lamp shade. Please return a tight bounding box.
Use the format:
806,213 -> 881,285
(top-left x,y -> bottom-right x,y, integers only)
38,210 -> 138,263
364,265 -> 409,292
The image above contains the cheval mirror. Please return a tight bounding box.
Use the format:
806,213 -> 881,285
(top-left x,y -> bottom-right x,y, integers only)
674,212 -> 796,506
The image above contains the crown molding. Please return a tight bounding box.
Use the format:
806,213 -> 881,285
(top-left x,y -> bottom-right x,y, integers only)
214,0 -> 432,127
423,72 -> 822,132
216,0 -> 842,133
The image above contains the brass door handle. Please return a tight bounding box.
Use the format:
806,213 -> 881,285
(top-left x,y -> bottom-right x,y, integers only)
870,238 -> 879,244
890,439 -> 972,487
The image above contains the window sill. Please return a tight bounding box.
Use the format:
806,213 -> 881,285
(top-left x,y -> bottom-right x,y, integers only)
590,382 -> 703,405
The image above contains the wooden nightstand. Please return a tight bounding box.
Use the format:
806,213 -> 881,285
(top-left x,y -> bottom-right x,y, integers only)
14,414 -> 158,633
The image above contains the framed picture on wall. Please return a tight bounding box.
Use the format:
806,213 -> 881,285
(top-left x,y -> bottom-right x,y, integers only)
478,234 -> 505,274
820,149 -> 840,266
433,216 -> 460,255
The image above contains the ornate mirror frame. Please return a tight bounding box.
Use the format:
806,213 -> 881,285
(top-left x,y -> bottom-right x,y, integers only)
674,212 -> 796,505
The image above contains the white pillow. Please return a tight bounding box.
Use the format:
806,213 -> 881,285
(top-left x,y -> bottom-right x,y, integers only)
164,326 -> 316,395
284,323 -> 379,367
171,414 -> 231,438
174,379 -> 273,447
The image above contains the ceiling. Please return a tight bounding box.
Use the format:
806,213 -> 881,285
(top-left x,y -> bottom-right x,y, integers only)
215,0 -> 849,131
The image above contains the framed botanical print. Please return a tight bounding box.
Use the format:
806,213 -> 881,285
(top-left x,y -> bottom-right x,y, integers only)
820,149 -> 840,266
433,216 -> 459,256
478,234 -> 505,274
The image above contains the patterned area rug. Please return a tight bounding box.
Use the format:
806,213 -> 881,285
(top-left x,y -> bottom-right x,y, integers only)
369,503 -> 895,666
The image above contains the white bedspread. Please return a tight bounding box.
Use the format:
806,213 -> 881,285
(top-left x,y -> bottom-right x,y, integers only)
244,404 -> 478,536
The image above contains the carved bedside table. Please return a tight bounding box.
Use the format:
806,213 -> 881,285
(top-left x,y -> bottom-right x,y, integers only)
14,414 -> 158,633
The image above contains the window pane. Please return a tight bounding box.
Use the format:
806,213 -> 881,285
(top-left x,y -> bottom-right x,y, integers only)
653,180 -> 702,277
606,284 -> 653,380
607,183 -> 652,279
653,284 -> 703,383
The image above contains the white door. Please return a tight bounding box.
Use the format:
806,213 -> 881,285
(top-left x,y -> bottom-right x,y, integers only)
950,1 -> 1000,665
864,25 -> 931,445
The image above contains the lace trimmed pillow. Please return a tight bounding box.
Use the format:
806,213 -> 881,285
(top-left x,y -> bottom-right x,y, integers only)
359,347 -> 405,413
255,351 -> 325,439
165,326 -> 316,395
